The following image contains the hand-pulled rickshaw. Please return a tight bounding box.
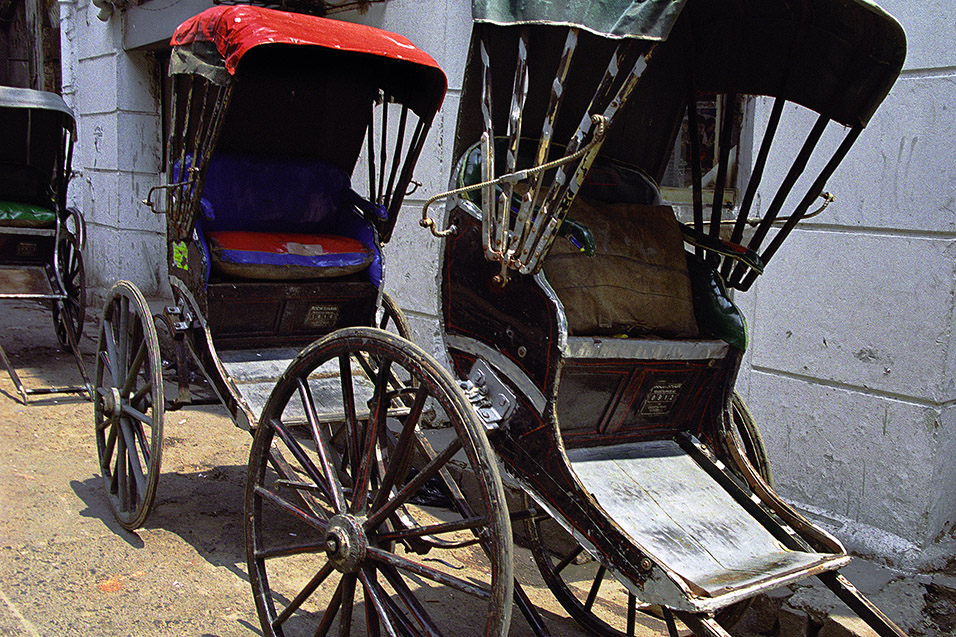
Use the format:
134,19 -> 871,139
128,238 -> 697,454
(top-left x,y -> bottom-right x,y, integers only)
0,86 -> 90,403
95,1 -> 909,635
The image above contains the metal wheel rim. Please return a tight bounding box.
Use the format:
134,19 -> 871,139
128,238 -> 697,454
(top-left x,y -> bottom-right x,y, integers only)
246,327 -> 513,637
93,280 -> 164,531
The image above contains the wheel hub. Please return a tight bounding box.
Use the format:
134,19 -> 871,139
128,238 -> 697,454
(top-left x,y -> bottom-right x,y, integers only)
325,514 -> 368,574
102,387 -> 123,424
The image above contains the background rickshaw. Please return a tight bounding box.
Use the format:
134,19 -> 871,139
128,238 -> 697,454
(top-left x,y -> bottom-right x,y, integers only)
0,86 -> 89,403
240,0 -> 910,636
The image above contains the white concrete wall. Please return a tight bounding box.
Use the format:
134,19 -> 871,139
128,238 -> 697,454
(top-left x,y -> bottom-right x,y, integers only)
63,0 -> 953,566
735,1 -> 956,566
67,0 -> 167,302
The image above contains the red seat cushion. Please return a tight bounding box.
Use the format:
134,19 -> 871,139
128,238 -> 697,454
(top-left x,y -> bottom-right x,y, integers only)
207,231 -> 374,280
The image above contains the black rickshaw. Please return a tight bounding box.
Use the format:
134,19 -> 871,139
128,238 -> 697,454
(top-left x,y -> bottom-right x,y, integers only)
0,86 -> 89,403
241,0 -> 910,635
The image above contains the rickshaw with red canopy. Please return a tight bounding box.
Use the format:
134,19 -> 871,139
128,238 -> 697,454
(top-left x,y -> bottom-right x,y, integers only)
239,0 -> 912,635
93,5 -> 446,532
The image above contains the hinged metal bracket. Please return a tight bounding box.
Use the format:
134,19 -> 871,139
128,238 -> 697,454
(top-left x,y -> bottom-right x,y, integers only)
458,359 -> 516,431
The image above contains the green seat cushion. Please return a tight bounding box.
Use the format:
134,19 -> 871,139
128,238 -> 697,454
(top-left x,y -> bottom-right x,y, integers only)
0,201 -> 56,228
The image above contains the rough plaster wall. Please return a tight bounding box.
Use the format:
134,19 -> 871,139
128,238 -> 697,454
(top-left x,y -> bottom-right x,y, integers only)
69,0 -> 165,302
735,1 -> 956,563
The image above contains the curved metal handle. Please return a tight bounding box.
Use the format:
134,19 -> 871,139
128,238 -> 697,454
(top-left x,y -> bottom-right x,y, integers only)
729,190 -> 836,228
420,114 -> 608,239
142,181 -> 190,214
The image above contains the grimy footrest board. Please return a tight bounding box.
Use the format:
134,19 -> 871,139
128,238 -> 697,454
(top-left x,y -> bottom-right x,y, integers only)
0,265 -> 54,297
566,440 -> 838,597
219,346 -> 375,425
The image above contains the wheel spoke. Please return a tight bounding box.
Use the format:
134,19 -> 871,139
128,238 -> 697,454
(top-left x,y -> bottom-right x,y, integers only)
368,386 -> 429,514
102,320 -> 120,387
117,297 -> 130,386
360,567 -> 400,637
411,430 -> 475,519
366,602 -> 381,637
115,426 -> 129,508
270,418 -> 338,507
255,483 -> 330,531
381,593 -> 420,637
129,382 -> 152,412
375,515 -> 490,543
101,423 -> 117,474
378,563 -> 443,637
352,359 -> 392,514
584,564 -> 606,612
119,420 -> 148,497
95,411 -> 111,433
337,573 -> 357,637
100,418 -> 116,460
256,540 -> 328,561
119,402 -> 154,429
297,566 -> 341,636
299,379 -> 346,514
365,437 -> 463,532
271,560 -> 334,629
121,340 -> 148,396
366,546 -> 491,600
554,545 -> 584,575
627,593 -> 637,637
339,354 -> 361,479
132,420 -> 152,474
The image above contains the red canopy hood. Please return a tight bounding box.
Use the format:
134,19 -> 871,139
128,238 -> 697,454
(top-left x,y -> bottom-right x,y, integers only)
171,5 -> 444,79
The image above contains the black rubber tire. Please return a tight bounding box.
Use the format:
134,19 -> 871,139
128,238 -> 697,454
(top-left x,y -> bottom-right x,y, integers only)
93,281 -> 164,531
246,327 -> 513,637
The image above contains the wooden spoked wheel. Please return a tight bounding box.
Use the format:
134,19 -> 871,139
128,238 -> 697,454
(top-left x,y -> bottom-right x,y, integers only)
376,291 -> 412,341
730,392 -> 774,488
52,232 -> 85,351
246,327 -> 513,637
94,281 -> 164,531
526,392 -> 774,636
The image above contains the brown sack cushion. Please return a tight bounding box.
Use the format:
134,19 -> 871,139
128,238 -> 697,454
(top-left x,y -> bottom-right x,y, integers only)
543,198 -> 698,337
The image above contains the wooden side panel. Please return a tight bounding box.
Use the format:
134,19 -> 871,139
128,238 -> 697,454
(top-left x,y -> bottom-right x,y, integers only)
556,355 -> 736,449
207,279 -> 377,349
0,233 -> 53,265
443,208 -> 560,392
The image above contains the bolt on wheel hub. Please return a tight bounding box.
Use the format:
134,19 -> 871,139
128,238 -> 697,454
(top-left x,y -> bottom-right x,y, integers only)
325,514 -> 368,574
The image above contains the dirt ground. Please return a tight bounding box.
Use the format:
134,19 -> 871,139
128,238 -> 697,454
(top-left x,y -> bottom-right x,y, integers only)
0,300 -> 684,636
4,299 -> 945,637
